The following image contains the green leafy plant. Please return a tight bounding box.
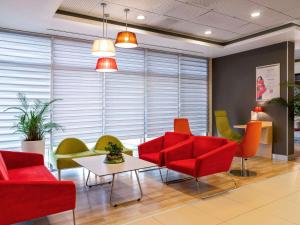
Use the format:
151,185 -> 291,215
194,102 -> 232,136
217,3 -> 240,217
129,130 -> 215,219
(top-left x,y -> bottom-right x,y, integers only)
267,82 -> 299,117
4,93 -> 62,141
105,142 -> 123,156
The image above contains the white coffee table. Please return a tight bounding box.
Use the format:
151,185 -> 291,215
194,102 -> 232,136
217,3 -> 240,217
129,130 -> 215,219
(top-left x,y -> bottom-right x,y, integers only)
74,154 -> 155,207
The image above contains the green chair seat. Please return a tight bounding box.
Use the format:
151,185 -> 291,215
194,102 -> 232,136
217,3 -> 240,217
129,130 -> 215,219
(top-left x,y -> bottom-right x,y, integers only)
93,135 -> 133,156
215,110 -> 242,143
53,150 -> 99,170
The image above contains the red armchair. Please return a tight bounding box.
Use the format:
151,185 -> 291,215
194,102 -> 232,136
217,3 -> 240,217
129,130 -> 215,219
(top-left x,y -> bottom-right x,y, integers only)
138,132 -> 191,167
164,136 -> 238,197
138,132 -> 191,182
0,150 -> 76,225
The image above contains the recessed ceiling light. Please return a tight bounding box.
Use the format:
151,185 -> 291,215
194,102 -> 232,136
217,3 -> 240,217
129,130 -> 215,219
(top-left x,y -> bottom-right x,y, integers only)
204,30 -> 212,35
251,11 -> 260,18
136,15 -> 145,20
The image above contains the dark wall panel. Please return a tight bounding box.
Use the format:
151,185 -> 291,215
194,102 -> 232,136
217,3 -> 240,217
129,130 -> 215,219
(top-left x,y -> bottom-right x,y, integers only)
212,42 -> 294,156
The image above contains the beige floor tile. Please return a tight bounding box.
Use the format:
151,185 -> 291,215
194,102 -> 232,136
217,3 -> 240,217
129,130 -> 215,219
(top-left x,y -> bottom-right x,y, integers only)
223,185 -> 277,208
153,205 -> 221,225
123,217 -> 162,225
225,207 -> 295,225
260,199 -> 300,225
281,191 -> 300,204
189,196 -> 251,221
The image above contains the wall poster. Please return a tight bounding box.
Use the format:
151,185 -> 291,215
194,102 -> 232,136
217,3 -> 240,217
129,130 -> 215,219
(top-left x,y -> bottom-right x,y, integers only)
256,63 -> 280,101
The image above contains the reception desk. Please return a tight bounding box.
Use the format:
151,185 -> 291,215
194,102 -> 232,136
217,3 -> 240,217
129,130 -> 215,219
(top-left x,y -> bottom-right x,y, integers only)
234,121 -> 273,159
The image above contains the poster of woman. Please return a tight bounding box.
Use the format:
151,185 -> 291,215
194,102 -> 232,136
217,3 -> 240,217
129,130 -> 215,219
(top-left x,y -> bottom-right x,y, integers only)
256,64 -> 280,101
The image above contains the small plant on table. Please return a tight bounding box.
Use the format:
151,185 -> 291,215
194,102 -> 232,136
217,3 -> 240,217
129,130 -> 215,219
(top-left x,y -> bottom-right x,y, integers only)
104,142 -> 124,164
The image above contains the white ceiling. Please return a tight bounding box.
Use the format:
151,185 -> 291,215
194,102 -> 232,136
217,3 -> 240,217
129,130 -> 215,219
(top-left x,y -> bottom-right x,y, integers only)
59,0 -> 300,41
1,0 -> 300,58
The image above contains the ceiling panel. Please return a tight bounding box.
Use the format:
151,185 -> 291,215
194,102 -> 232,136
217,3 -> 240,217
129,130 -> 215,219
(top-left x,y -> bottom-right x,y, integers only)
250,0 -> 300,18
163,1 -> 209,21
234,22 -> 265,35
193,11 -> 248,30
211,0 -> 293,27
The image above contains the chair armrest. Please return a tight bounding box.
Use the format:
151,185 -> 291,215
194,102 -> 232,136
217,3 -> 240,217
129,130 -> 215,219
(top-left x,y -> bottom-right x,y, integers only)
195,142 -> 238,177
164,138 -> 194,165
138,136 -> 164,156
0,180 -> 76,224
0,150 -> 44,169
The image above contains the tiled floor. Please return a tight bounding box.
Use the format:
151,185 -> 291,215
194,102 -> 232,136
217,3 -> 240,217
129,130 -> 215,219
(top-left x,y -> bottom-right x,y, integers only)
124,170 -> 300,225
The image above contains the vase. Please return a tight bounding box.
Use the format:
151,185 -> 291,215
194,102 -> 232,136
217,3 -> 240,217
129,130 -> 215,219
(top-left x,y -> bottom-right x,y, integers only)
21,140 -> 45,156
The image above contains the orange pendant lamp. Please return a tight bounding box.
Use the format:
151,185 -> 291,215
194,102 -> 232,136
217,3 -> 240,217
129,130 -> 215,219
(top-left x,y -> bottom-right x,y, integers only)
115,9 -> 138,48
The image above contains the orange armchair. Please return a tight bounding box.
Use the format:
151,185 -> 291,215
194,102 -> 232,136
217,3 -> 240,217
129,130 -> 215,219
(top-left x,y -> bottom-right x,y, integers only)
174,118 -> 192,135
230,121 -> 262,177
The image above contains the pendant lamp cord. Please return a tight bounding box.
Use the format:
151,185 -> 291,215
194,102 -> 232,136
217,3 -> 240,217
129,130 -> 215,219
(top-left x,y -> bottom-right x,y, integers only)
101,2 -> 106,38
125,9 -> 129,31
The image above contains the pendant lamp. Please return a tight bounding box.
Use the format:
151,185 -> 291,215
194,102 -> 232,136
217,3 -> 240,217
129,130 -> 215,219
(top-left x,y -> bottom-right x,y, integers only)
95,13 -> 118,73
92,3 -> 115,57
115,9 -> 138,48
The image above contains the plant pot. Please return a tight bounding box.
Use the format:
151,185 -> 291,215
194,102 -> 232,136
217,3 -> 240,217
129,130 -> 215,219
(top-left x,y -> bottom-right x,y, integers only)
104,154 -> 124,164
21,140 -> 45,155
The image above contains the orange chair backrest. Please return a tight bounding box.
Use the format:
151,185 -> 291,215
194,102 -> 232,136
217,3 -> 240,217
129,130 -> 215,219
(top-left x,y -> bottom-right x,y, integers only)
174,118 -> 192,135
240,121 -> 262,158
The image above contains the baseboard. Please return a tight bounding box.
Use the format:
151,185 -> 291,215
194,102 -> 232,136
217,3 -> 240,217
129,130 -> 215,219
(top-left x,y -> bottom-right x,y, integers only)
272,154 -> 295,161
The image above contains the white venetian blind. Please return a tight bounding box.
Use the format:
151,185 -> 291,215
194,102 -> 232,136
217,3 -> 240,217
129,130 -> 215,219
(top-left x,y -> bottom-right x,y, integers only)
146,50 -> 179,138
180,55 -> 208,135
52,38 -> 103,146
0,31 -> 51,150
104,48 -> 145,139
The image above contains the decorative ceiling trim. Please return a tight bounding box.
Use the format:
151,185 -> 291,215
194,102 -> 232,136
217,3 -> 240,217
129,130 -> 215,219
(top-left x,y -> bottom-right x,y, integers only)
55,9 -> 300,47
56,9 -> 224,46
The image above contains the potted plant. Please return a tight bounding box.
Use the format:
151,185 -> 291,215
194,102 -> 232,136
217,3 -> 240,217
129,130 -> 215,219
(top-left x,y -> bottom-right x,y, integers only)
268,82 -> 299,127
5,93 -> 61,155
104,142 -> 124,164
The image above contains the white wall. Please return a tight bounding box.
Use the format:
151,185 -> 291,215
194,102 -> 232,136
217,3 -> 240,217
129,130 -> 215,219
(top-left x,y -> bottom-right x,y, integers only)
295,61 -> 300,74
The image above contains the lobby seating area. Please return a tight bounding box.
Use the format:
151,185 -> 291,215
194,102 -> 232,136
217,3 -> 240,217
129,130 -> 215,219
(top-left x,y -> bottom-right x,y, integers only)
1,0 -> 300,224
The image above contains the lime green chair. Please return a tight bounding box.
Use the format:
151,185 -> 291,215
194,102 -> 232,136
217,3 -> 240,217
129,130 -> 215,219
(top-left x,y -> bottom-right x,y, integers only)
93,135 -> 133,156
214,110 -> 242,142
51,138 -> 98,180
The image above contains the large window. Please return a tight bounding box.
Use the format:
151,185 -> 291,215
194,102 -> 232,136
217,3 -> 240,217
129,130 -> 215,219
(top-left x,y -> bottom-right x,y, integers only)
0,31 -> 51,150
0,30 -> 208,151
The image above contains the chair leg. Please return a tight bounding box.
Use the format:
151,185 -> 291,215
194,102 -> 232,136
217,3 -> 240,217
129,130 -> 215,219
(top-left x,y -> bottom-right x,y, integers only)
230,157 -> 256,177
159,168 -> 164,183
165,169 -> 169,183
195,177 -> 200,191
58,169 -> 61,181
72,209 -> 76,225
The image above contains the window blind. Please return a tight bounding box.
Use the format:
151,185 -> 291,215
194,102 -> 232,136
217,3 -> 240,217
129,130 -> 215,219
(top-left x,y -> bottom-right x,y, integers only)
104,48 -> 145,139
52,38 -> 103,146
146,50 -> 179,138
0,31 -> 51,150
180,56 -> 208,135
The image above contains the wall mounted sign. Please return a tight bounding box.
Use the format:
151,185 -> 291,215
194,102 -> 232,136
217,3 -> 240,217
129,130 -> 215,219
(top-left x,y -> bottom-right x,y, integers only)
256,63 -> 280,101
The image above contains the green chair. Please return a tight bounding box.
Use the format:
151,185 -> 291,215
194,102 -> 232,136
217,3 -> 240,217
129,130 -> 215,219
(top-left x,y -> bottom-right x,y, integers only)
93,135 -> 133,156
51,138 -> 98,180
214,110 -> 242,142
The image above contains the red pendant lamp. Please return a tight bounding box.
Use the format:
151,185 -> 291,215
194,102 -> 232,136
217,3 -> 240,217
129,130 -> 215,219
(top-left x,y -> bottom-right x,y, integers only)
96,58 -> 118,72
115,9 -> 138,48
95,10 -> 118,73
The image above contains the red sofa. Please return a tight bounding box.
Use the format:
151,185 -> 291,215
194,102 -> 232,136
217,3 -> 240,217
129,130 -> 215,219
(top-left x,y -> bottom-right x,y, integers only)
0,150 -> 76,225
164,136 -> 238,193
138,132 -> 191,167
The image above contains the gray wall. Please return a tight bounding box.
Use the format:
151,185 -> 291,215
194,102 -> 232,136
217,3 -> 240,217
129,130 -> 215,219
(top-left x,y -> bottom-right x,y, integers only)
212,42 -> 294,157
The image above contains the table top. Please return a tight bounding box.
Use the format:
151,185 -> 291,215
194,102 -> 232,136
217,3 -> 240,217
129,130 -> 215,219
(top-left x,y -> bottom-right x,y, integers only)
74,154 -> 156,177
234,121 -> 272,129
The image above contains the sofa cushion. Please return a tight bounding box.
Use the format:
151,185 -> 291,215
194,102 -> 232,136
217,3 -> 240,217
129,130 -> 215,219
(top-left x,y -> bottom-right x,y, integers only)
167,159 -> 196,177
0,152 -> 9,180
163,132 -> 189,149
8,165 -> 56,181
140,152 -> 161,165
193,137 -> 227,157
